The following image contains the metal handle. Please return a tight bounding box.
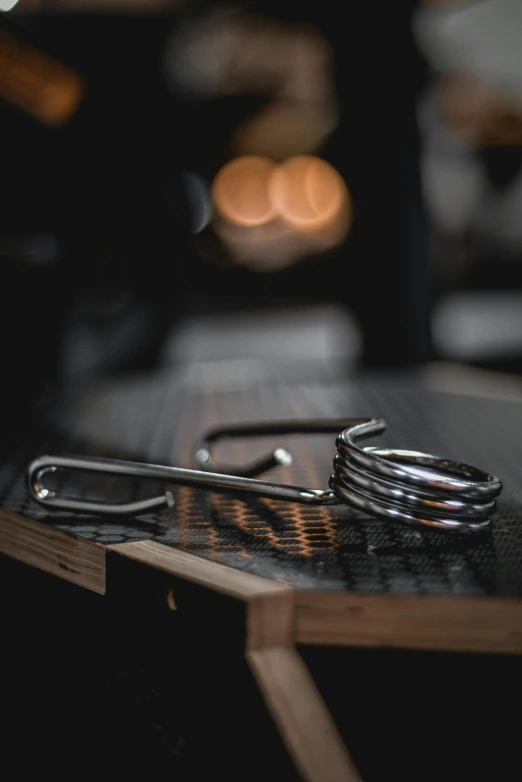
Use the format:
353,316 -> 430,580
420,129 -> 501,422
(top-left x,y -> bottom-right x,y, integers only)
27,452 -> 337,516
194,418 -> 370,476
27,417 -> 502,532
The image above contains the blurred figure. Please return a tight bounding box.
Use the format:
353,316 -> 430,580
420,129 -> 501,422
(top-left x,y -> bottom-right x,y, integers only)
163,9 -> 348,270
164,9 -> 338,160
415,0 -> 522,370
0,13 -> 188,409
0,0 -> 431,394
415,0 -> 522,277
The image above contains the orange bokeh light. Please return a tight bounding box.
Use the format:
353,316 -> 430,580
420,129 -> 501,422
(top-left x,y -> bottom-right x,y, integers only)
268,156 -> 350,231
213,155 -> 351,233
211,155 -> 352,269
211,156 -> 277,227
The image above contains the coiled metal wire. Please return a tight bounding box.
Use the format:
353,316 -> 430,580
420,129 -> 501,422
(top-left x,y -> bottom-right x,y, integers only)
27,418 -> 501,532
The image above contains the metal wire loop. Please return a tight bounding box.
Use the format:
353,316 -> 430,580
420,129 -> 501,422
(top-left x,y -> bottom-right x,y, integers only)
26,417 -> 501,532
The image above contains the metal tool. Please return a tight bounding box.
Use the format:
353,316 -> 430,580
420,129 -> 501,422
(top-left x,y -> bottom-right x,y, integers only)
26,418 -> 502,532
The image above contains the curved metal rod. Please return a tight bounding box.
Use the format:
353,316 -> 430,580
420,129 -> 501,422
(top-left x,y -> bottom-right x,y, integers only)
194,418 -> 370,476
27,417 -> 502,532
27,453 -> 338,517
330,420 -> 501,532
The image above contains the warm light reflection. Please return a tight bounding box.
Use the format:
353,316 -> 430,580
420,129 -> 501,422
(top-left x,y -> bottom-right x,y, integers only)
212,156 -> 277,227
440,74 -> 522,147
211,155 -> 352,271
166,15 -> 339,159
234,102 -> 337,160
268,156 -> 348,231
213,155 -> 350,231
0,28 -> 85,126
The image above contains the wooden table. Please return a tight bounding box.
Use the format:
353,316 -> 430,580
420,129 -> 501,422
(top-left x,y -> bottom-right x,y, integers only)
2,366 -> 521,780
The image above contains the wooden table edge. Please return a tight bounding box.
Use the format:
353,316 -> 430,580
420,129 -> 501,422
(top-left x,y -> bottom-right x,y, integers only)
1,513 -> 521,654
0,507 -> 105,594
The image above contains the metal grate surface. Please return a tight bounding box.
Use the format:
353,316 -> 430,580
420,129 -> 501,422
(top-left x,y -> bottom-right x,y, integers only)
2,370 -> 522,597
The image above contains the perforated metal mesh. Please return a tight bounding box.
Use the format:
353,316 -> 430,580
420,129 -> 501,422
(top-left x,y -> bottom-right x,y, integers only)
2,371 -> 521,597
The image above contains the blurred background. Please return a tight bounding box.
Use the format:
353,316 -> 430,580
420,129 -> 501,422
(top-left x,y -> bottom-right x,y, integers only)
1,0 -> 521,427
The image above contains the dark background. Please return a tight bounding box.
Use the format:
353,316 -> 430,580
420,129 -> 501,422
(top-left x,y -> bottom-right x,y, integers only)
0,1 -> 520,426
0,3 -> 430,405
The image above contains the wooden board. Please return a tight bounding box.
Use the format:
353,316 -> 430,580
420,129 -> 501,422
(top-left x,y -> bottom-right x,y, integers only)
0,507 -> 105,593
295,591 -> 522,654
110,540 -> 356,782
